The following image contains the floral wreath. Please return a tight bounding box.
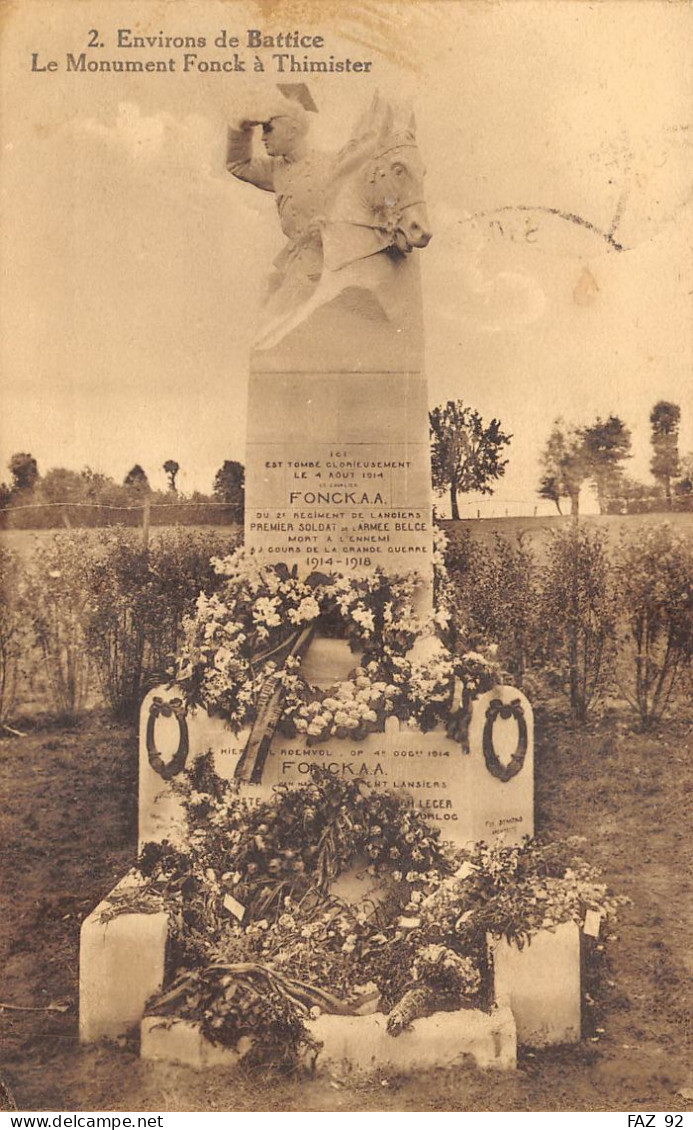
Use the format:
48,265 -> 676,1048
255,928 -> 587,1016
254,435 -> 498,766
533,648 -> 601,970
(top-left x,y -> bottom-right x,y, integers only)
174,539 -> 500,745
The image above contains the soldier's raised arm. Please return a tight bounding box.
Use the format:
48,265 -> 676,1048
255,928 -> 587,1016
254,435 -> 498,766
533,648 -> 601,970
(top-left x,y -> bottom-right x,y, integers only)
226,121 -> 275,192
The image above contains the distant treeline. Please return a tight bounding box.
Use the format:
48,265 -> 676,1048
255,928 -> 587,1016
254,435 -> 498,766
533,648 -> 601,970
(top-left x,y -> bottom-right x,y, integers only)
0,458 -> 245,529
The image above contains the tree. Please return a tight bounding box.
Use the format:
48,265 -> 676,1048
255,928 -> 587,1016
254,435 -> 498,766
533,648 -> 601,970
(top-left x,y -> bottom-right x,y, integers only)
674,452 -> 693,496
8,453 -> 38,493
40,467 -> 87,504
615,525 -> 693,727
537,420 -> 587,516
537,471 -> 564,515
582,415 -> 632,513
429,401 -> 511,520
618,475 -> 663,515
213,460 -> 245,523
81,466 -> 113,498
124,464 -> 150,492
0,482 -> 11,527
650,401 -> 680,509
163,459 -> 180,493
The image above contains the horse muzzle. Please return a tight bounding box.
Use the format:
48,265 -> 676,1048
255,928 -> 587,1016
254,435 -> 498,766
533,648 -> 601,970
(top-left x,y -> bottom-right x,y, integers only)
400,204 -> 432,249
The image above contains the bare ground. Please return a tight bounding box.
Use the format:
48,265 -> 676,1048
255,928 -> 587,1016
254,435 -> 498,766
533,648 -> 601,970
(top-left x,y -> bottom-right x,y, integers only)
0,706 -> 692,1112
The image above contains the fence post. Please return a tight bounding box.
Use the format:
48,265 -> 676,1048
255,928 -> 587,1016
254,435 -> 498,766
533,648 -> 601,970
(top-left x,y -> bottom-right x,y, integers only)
142,497 -> 151,550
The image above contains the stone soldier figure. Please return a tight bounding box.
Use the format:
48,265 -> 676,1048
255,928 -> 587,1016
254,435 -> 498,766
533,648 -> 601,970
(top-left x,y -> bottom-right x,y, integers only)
226,88 -> 335,315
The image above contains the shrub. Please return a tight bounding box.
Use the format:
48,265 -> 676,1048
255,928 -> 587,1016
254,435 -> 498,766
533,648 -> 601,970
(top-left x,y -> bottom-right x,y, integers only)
144,528 -> 240,675
613,524 -> 693,727
0,547 -> 32,724
83,533 -> 150,720
84,527 -> 238,720
539,524 -> 617,721
443,530 -> 539,686
25,533 -> 93,718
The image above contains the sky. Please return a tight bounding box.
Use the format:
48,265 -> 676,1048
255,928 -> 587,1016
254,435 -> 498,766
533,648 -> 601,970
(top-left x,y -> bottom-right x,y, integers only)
1,0 -> 692,514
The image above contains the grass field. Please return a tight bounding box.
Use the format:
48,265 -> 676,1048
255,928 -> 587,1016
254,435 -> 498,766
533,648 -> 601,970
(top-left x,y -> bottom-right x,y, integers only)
0,524 -> 242,559
443,511 -> 693,557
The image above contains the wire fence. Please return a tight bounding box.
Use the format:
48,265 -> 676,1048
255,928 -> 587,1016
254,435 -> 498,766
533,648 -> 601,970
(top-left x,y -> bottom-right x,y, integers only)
0,498 -> 244,544
0,500 -> 236,513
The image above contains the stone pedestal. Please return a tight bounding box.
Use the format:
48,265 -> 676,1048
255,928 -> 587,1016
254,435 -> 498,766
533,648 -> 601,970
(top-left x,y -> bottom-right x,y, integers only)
488,921 -> 581,1046
466,687 -> 534,843
245,370 -> 433,597
138,688 -> 246,849
79,873 -> 168,1042
141,1017 -> 242,1069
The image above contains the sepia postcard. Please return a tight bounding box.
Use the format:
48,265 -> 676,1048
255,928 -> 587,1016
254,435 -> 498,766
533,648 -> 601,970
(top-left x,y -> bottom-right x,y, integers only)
1,0 -> 692,1116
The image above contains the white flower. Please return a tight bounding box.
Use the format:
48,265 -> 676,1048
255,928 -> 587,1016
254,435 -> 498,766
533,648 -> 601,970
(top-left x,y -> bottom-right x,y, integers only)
433,608 -> 451,629
213,646 -> 233,670
252,596 -> 282,628
288,596 -> 320,624
351,607 -> 375,632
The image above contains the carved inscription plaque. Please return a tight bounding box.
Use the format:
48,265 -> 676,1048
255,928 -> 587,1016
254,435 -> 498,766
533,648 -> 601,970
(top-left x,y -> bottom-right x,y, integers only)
245,371 -> 433,582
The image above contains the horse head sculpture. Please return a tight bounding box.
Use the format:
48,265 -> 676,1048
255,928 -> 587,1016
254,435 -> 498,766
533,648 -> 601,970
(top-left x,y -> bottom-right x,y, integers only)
322,92 -> 432,271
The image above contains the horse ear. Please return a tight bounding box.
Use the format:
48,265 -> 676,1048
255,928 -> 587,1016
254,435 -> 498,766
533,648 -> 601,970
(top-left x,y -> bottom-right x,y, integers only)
351,90 -> 380,143
377,101 -> 394,143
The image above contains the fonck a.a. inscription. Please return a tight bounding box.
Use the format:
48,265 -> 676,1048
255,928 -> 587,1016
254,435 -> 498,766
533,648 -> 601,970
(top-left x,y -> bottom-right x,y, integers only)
245,377 -> 432,576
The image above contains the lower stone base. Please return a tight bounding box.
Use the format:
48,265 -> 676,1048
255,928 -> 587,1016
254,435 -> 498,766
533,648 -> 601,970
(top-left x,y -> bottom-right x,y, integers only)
141,1007 -> 517,1073
309,1007 -> 516,1072
141,1016 -> 243,1069
79,874 -> 581,1059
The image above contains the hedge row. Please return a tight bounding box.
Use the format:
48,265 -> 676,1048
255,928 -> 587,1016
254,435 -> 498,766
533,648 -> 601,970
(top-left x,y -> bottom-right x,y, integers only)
0,528 -> 240,723
444,522 -> 693,727
1,522 -> 692,729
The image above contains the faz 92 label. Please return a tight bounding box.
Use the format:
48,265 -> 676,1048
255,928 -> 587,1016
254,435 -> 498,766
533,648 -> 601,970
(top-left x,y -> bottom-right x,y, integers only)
627,1117 -> 684,1128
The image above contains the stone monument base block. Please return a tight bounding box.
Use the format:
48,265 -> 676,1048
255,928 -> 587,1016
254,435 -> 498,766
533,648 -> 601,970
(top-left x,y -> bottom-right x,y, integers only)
141,1016 -> 242,1070
488,921 -> 581,1046
79,872 -> 168,1043
141,1007 -> 517,1073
